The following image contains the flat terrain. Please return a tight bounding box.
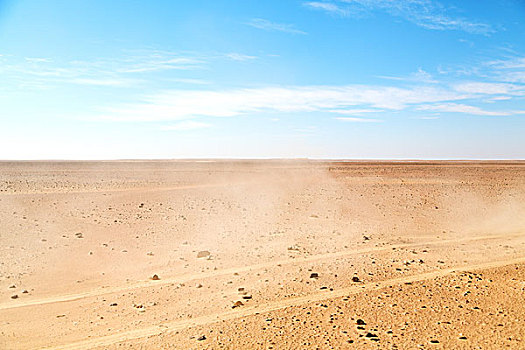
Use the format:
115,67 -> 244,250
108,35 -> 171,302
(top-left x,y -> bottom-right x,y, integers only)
0,160 -> 524,349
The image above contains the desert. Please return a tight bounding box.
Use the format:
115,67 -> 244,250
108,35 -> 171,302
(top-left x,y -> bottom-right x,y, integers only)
0,160 -> 524,349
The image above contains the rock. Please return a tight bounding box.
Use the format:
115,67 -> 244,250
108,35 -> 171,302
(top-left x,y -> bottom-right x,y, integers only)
197,335 -> 206,341
151,274 -> 160,280
232,301 -> 244,308
363,236 -> 370,241
356,319 -> 366,325
139,203 -> 144,208
365,332 -> 378,338
8,285 -> 15,289
75,232 -> 83,238
146,252 -> 154,256
21,290 -> 28,294
310,272 -> 319,279
197,251 -> 211,259
110,303 -> 118,306
242,295 -> 252,300
196,284 -> 203,288
430,340 -> 439,344
352,276 -> 360,282
11,295 -> 18,299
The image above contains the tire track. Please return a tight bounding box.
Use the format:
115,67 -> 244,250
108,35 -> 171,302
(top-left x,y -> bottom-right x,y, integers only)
1,231 -> 522,311
40,255 -> 525,350
0,181 -> 257,196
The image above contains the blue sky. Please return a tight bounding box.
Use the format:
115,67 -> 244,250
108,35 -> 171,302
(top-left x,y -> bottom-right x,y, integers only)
0,0 -> 524,159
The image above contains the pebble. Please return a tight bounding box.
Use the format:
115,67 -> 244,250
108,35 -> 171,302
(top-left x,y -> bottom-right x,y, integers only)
197,335 -> 206,341
197,251 -> 211,259
151,274 -> 160,280
310,273 -> 319,279
352,276 -> 360,282
232,301 -> 244,308
11,295 -> 18,299
356,319 -> 366,325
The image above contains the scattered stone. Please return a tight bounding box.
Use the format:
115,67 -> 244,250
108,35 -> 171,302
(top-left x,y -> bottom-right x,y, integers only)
197,251 -> 211,259
197,335 -> 206,341
139,203 -> 144,208
287,245 -> 300,251
110,303 -> 118,306
459,336 -> 467,340
75,232 -> 83,239
363,236 -> 370,241
310,272 -> 319,279
238,287 -> 245,292
356,319 -> 366,325
21,290 -> 28,294
232,301 -> 244,308
56,314 -> 66,318
242,295 -> 252,300
151,274 -> 160,280
196,283 -> 203,288
430,340 -> 440,344
8,285 -> 15,289
352,276 -> 360,282
365,332 -> 378,338
11,295 -> 18,299
146,252 -> 154,256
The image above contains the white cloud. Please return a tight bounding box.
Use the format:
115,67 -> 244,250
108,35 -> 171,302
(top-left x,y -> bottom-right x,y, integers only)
453,82 -> 523,95
418,103 -> 512,116
335,117 -> 382,122
96,84 -> 467,122
329,108 -> 382,115
378,68 -> 437,84
247,18 -> 307,35
159,121 -> 212,131
226,53 -> 257,61
69,78 -> 135,86
306,0 -> 493,34
304,2 -> 349,16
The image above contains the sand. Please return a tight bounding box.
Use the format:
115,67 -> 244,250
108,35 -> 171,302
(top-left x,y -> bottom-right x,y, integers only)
0,160 -> 524,349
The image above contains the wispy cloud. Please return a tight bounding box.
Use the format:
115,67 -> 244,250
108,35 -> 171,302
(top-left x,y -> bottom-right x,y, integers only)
453,82 -> 523,95
335,117 -> 382,122
159,121 -> 212,131
225,53 -> 257,61
329,108 -> 382,115
378,68 -> 438,84
247,18 -> 307,35
418,103 -> 513,116
95,84 -> 466,122
304,2 -> 349,16
305,0 -> 493,34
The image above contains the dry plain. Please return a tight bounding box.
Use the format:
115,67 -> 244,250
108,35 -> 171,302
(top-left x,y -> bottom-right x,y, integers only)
0,160 -> 524,349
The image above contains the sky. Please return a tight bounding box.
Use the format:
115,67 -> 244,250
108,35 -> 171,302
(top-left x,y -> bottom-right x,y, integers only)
0,0 -> 524,159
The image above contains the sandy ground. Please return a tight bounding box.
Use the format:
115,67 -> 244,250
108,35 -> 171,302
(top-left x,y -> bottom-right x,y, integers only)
0,160 -> 524,349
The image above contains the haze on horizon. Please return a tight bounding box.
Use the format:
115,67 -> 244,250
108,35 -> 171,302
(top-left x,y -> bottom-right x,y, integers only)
0,0 -> 524,160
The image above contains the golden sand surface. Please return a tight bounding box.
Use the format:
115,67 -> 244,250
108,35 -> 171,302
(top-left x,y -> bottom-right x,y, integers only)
0,160 -> 524,349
